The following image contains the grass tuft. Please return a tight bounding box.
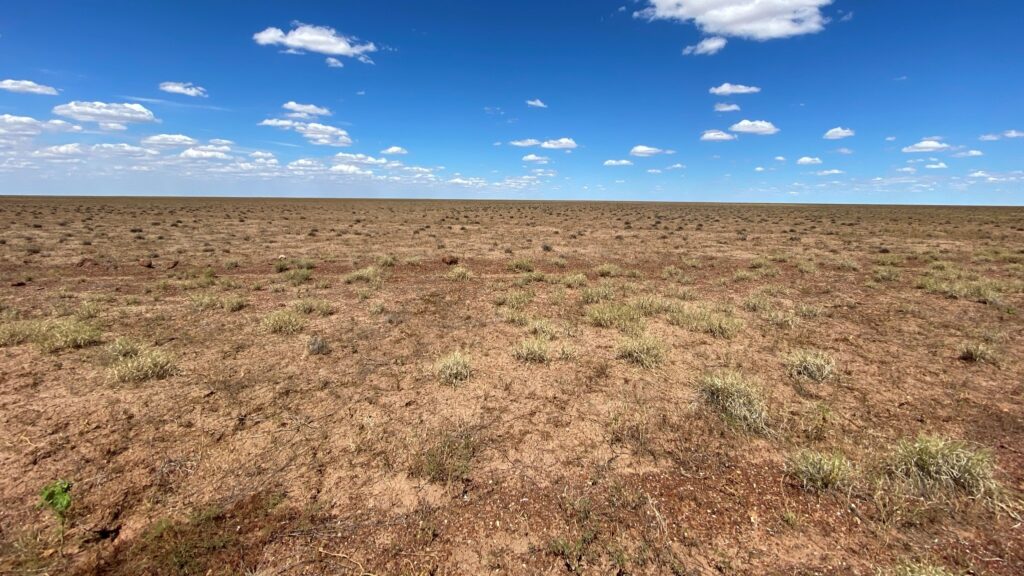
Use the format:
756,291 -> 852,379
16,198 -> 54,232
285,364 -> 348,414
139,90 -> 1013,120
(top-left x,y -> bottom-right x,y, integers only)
616,334 -> 666,368
697,370 -> 769,434
884,435 -> 999,499
436,351 -> 472,386
786,450 -> 852,492
262,310 -> 306,334
513,337 -> 550,363
787,349 -> 836,382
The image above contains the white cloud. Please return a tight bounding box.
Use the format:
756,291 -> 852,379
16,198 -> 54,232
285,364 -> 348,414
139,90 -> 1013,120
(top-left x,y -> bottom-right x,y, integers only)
683,36 -> 727,55
333,152 -> 388,165
1005,129 -> 1024,139
253,23 -> 377,62
326,57 -> 344,68
667,163 -> 685,170
952,149 -> 983,158
522,153 -> 549,164
754,166 -> 764,172
925,162 -> 948,169
729,119 -> 779,135
282,101 -> 331,118
509,139 -> 541,147
52,101 -> 156,126
92,143 -> 158,156
885,136 -> 897,142
604,159 -> 633,166
836,147 -> 853,155
647,168 -> 663,174
259,118 -> 352,147
638,0 -> 833,40
540,137 -> 578,150
701,129 -> 736,141
823,126 -> 854,140
0,114 -> 81,136
142,134 -> 197,147
381,146 -> 407,155
709,82 -> 760,95
714,102 -> 740,112
896,167 -> 916,174
159,82 -> 207,98
0,79 -> 58,95
33,143 -> 84,157
816,169 -> 844,175
330,163 -> 372,175
526,98 -> 547,108
797,156 -> 822,165
630,144 -> 671,157
774,156 -> 786,161
978,134 -> 1000,141
902,139 -> 950,153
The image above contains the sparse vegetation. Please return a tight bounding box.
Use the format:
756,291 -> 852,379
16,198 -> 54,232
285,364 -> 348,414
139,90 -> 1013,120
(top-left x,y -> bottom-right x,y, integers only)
436,351 -> 471,385
698,370 -> 769,434
616,334 -> 666,368
787,349 -> 836,382
786,450 -> 852,492
262,310 -> 306,334
513,337 -> 550,363
883,435 -> 999,499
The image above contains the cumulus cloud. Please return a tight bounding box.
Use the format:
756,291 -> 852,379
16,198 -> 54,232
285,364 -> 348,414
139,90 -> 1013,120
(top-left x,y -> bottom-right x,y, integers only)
282,101 -> 331,118
0,79 -> 58,95
159,82 -> 207,98
526,98 -> 547,108
509,139 -> 541,147
540,137 -> 578,150
797,156 -> 822,165
701,129 -> 736,141
334,152 -> 388,165
709,82 -> 760,95
925,162 -> 948,169
330,163 -> 372,175
683,36 -> 727,55
254,23 -> 377,62
630,145 -> 672,157
714,103 -> 740,112
92,143 -> 158,156
259,118 -> 352,147
978,134 -> 1000,141
52,101 -> 156,127
823,126 -> 854,140
729,119 -> 779,135
326,57 -> 344,68
637,0 -> 833,40
1005,129 -> 1024,138
604,159 -> 633,166
142,134 -> 197,147
522,153 -> 549,164
902,139 -> 950,153
381,146 -> 407,155
0,114 -> 81,137
33,143 -> 84,157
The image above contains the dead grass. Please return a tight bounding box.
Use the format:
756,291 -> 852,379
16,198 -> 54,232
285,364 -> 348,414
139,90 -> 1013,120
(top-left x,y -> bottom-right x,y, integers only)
667,305 -> 742,339
410,425 -> 480,484
787,349 -> 836,383
436,351 -> 471,386
883,435 -> 1000,500
616,334 -> 666,368
109,340 -> 176,383
262,310 -> 306,334
697,370 -> 769,434
786,450 -> 852,492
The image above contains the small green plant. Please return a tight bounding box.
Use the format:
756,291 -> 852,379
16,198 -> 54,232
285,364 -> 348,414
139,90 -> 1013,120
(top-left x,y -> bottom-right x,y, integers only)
513,337 -> 550,363
616,334 -> 666,368
436,351 -> 472,386
786,450 -> 851,492
787,349 -> 836,383
39,479 -> 73,548
698,370 -> 769,434
262,310 -> 306,334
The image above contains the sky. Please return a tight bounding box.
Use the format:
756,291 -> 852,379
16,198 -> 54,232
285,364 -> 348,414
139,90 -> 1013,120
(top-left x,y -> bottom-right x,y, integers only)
1,0 -> 1023,204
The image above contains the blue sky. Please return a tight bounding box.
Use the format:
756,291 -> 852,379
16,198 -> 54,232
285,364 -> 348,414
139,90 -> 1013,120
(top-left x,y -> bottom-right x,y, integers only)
2,1 -> 1023,204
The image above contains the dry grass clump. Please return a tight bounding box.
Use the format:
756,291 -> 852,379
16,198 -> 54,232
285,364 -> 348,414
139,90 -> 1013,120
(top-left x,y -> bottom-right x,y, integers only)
629,295 -> 671,316
445,266 -> 471,281
496,289 -> 533,310
596,263 -> 623,277
916,270 -> 1005,305
262,310 -> 306,334
306,335 -> 330,355
580,284 -> 615,304
958,341 -> 997,364
35,318 -> 103,353
513,337 -> 550,363
697,370 -> 769,434
587,302 -> 643,333
0,319 -> 41,347
786,450 -> 852,492
410,425 -> 479,484
667,305 -> 742,339
616,335 -> 666,368
561,273 -> 587,288
108,338 -> 175,383
436,351 -> 471,386
787,349 -> 836,382
886,561 -> 957,576
508,258 -> 534,273
293,299 -> 333,316
222,296 -> 247,312
284,268 -> 312,286
883,435 -> 999,499
344,266 -> 381,284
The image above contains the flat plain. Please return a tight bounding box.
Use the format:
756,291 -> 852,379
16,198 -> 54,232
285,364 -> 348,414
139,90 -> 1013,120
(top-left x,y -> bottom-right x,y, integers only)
1,196 -> 1022,575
